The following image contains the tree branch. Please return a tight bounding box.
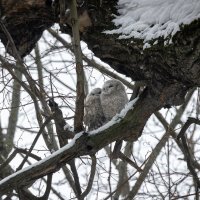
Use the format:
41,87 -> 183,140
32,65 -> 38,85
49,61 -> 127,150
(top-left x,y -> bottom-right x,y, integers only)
69,0 -> 85,133
177,117 -> 200,139
5,63 -> 22,157
80,155 -> 96,199
16,116 -> 53,171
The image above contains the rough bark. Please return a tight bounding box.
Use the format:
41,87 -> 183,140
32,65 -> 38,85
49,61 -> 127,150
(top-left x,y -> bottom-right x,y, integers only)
0,0 -> 56,57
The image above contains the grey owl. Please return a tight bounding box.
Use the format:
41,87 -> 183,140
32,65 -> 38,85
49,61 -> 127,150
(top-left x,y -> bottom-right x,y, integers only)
84,88 -> 106,131
100,79 -> 128,122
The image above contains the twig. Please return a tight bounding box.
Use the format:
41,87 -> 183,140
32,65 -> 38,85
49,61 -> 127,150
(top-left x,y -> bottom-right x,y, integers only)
0,148 -> 39,172
35,44 -> 58,151
16,116 -> 53,171
171,192 -> 200,200
127,131 -> 170,199
177,117 -> 200,139
15,148 -> 41,161
0,58 -> 54,152
104,170 -> 139,200
62,165 -> 79,197
154,90 -> 200,196
155,115 -> 200,193
128,85 -> 194,198
18,173 -> 53,200
118,152 -> 142,172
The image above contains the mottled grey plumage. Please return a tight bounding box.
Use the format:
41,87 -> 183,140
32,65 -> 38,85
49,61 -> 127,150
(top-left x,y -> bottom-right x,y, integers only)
84,88 -> 106,131
100,79 -> 128,122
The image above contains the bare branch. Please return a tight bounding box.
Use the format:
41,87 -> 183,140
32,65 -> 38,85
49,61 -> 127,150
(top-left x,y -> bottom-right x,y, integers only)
16,115 -> 53,171
0,56 -> 55,152
118,152 -> 142,172
35,44 -> 58,150
177,117 -> 200,139
80,155 -> 97,199
18,174 -> 53,200
176,117 -> 200,188
6,63 -> 22,156
69,0 -> 85,133
0,148 -> 41,173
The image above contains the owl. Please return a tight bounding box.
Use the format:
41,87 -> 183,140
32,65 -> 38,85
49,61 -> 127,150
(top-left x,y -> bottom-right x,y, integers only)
100,79 -> 128,122
84,88 -> 106,131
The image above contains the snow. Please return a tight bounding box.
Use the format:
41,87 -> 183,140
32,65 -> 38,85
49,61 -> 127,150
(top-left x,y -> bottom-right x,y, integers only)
90,97 -> 139,135
0,132 -> 83,186
105,0 -> 200,46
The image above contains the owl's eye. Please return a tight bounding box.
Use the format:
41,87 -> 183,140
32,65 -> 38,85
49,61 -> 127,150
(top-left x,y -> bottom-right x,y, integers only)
98,91 -> 101,94
109,85 -> 113,88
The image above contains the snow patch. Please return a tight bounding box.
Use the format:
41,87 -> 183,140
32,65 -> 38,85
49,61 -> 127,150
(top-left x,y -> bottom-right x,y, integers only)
105,0 -> 200,45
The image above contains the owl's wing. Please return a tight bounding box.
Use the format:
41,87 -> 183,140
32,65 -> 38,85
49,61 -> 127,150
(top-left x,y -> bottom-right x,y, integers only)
83,104 -> 91,126
83,112 -> 91,126
84,108 -> 106,131
83,99 -> 96,126
87,113 -> 106,131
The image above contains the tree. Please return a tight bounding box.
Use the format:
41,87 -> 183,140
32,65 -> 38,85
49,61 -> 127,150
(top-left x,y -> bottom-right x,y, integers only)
0,0 -> 200,199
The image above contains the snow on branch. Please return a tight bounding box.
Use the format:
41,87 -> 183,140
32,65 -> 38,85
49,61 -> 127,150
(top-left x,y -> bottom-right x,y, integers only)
90,98 -> 139,135
0,132 -> 83,186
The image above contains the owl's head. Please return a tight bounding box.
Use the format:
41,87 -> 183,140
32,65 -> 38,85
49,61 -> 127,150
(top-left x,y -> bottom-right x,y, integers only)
87,88 -> 102,99
102,79 -> 125,95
